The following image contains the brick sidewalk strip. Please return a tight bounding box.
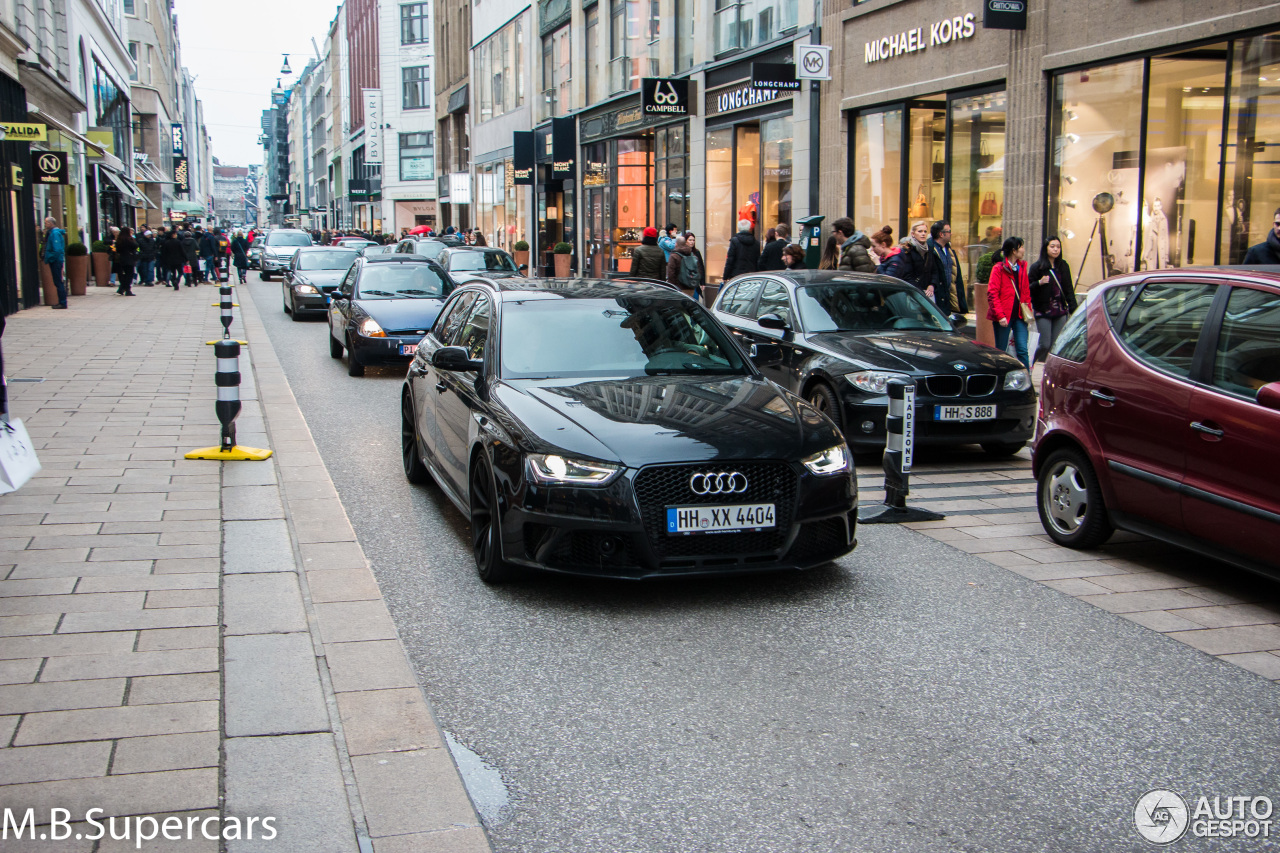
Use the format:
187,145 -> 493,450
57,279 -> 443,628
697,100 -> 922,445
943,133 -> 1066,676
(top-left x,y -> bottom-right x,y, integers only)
1,287 -> 490,852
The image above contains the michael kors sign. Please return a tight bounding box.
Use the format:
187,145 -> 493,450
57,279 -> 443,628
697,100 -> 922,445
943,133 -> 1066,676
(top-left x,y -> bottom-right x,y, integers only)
864,12 -> 976,64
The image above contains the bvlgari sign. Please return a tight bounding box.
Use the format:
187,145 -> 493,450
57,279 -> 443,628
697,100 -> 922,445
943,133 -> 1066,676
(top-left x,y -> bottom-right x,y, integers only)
864,13 -> 976,64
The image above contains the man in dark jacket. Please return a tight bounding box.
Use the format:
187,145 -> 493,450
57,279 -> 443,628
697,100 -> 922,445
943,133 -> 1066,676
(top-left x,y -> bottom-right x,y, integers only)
629,226 -> 667,279
927,220 -> 968,315
1242,208 -> 1280,265
198,228 -> 219,282
179,229 -> 200,286
758,223 -> 790,271
136,230 -> 158,285
722,220 -> 760,282
160,230 -> 187,290
831,218 -> 876,273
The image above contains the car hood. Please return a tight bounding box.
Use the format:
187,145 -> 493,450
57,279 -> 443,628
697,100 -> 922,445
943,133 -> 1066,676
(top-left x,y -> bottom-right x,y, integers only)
293,270 -> 348,291
806,330 -> 1023,374
263,246 -> 304,257
494,375 -> 841,467
353,297 -> 445,332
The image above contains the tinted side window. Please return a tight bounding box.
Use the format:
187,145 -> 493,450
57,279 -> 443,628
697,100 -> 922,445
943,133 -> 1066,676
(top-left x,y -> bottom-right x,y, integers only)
453,296 -> 491,361
1118,282 -> 1217,379
339,266 -> 358,295
722,280 -> 763,316
716,284 -> 738,310
1104,284 -> 1136,323
435,292 -> 477,343
755,283 -> 793,326
1051,305 -> 1088,363
1211,286 -> 1280,400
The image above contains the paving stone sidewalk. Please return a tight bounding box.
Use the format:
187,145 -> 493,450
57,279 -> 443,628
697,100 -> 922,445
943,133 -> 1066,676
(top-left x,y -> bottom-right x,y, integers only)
1,285 -> 489,852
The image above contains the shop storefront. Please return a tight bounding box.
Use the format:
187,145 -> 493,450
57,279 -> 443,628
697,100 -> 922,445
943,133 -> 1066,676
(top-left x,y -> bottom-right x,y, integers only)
704,79 -> 794,283
392,200 -> 438,235
473,157 -> 528,252
533,118 -> 577,275
578,96 -> 690,277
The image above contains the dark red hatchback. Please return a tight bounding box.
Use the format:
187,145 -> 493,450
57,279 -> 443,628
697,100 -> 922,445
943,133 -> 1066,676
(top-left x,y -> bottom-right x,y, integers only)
1033,269 -> 1280,578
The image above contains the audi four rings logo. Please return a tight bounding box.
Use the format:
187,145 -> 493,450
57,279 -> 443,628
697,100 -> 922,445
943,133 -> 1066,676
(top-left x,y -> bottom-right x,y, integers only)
690,472 -> 749,495
654,82 -> 680,105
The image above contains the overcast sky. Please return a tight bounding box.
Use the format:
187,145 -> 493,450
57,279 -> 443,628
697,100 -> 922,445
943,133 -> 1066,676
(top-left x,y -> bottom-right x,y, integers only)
174,1 -> 340,168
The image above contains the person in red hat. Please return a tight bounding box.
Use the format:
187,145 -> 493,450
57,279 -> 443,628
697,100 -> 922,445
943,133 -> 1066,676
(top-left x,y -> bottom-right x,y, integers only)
630,225 -> 667,280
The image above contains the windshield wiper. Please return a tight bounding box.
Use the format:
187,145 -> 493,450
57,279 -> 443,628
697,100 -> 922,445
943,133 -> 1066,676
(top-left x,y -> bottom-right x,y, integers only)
395,289 -> 438,297
359,289 -> 396,297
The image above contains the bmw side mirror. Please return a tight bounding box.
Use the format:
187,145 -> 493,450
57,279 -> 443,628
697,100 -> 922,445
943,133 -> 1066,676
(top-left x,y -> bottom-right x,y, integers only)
432,345 -> 483,372
1258,382 -> 1280,411
749,342 -> 783,366
950,314 -> 968,330
758,313 -> 788,330
519,264 -> 528,272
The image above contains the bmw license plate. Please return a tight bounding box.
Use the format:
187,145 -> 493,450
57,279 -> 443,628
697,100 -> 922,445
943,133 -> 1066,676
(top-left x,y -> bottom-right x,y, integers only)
400,344 -> 418,355
667,504 -> 775,534
934,404 -> 997,421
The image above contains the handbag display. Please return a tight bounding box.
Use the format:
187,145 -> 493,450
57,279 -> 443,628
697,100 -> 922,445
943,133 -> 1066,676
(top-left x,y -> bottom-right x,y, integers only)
909,185 -> 931,218
980,192 -> 999,217
0,419 -> 41,495
931,149 -> 944,182
979,139 -> 995,168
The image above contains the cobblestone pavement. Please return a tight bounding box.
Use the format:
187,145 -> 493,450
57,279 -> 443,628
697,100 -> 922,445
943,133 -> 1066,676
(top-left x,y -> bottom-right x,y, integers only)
0,285 -> 488,852
857,449 -> 1280,682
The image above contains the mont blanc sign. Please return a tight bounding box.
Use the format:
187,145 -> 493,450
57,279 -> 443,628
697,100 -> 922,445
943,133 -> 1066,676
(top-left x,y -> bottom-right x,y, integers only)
864,13 -> 976,64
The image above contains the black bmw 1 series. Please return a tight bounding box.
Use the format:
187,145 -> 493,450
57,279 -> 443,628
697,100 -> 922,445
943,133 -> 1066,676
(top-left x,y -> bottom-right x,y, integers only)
401,278 -> 858,583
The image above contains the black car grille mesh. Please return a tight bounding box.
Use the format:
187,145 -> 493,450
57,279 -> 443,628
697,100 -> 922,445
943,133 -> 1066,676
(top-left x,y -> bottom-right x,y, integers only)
966,374 -> 997,396
925,375 -> 963,397
633,462 -> 797,559
783,517 -> 850,563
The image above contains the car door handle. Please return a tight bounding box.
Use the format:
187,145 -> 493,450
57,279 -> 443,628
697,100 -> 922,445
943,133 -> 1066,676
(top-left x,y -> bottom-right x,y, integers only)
409,364 -> 427,377
1090,389 -> 1116,404
1190,421 -> 1224,438
435,382 -> 447,393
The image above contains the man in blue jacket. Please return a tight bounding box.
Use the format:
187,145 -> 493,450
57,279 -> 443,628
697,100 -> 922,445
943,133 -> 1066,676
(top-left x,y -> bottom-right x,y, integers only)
42,217 -> 68,309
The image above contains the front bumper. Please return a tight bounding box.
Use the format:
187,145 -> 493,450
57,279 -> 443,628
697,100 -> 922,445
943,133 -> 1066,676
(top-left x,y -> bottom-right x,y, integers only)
348,331 -> 424,366
495,460 -> 858,579
291,288 -> 329,315
260,256 -> 290,273
839,389 -> 1036,449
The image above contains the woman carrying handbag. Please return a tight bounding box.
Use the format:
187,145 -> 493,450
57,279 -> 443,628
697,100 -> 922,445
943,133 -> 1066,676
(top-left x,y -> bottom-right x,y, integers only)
1028,235 -> 1078,363
985,236 -> 1033,370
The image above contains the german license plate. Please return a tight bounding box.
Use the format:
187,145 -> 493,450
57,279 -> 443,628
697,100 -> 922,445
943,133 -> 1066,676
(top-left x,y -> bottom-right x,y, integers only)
934,404 -> 997,421
400,344 -> 418,356
666,504 -> 775,534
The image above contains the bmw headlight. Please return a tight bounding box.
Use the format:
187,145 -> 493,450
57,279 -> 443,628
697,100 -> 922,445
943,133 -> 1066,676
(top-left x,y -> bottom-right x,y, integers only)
359,317 -> 385,337
845,370 -> 912,395
295,284 -> 318,294
527,453 -> 621,486
1004,369 -> 1032,391
801,445 -> 850,476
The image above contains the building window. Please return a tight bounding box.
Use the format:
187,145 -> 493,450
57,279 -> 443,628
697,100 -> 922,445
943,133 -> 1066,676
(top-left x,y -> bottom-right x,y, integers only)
675,0 -> 693,72
124,0 -> 135,14
714,0 -> 797,56
475,16 -> 526,123
127,43 -> 139,82
401,3 -> 429,44
403,66 -> 430,110
585,6 -> 600,106
400,132 -> 434,182
541,25 -> 571,120
610,0 -> 657,93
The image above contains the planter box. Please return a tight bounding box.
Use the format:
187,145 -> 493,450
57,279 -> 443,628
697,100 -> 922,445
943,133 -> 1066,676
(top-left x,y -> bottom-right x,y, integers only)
67,256 -> 89,295
553,253 -> 571,278
514,250 -> 530,275
92,252 -> 111,287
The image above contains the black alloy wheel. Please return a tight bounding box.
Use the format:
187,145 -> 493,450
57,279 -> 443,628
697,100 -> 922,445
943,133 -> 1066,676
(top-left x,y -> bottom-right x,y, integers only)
469,455 -> 518,584
260,271 -> 271,281
328,324 -> 343,358
346,334 -> 365,376
1037,448 -> 1113,549
807,382 -> 843,432
981,441 -> 1027,457
401,393 -> 431,484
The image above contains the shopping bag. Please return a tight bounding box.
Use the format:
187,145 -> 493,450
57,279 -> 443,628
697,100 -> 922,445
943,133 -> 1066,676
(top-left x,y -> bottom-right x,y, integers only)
0,419 -> 41,494
182,264 -> 192,275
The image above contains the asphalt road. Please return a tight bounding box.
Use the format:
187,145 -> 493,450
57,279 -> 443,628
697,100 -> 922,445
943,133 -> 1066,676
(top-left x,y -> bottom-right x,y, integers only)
253,280 -> 1280,853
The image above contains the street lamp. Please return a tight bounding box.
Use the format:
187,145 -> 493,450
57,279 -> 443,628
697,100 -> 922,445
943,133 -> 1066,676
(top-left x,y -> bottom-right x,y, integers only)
280,55 -> 292,76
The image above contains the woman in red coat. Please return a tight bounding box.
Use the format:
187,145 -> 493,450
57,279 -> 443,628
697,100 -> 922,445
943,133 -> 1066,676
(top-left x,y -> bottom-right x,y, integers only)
985,236 -> 1032,369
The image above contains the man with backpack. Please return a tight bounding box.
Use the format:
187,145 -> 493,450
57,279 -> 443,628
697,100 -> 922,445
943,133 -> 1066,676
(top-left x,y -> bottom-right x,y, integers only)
666,231 -> 705,301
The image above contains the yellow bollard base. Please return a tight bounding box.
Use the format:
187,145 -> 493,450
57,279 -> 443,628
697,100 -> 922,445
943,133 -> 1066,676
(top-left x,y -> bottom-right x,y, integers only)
184,445 -> 274,461
211,303 -> 240,307
206,340 -> 249,345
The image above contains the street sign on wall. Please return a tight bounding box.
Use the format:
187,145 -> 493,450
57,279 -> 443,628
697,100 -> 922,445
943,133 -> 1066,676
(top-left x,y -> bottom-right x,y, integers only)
512,131 -> 535,185
641,78 -> 692,116
796,44 -> 832,80
551,116 -> 575,180
362,89 -> 383,164
31,151 -> 68,184
174,157 -> 190,193
751,63 -> 800,92
983,0 -> 1027,30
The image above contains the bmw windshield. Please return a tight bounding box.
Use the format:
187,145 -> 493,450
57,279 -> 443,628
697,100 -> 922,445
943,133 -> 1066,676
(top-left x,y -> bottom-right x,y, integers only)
500,296 -> 749,379
796,283 -> 953,333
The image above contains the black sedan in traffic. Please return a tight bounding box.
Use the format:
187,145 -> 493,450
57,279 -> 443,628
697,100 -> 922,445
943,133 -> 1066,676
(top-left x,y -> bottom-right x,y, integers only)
401,278 -> 857,583
710,270 -> 1036,455
435,247 -> 522,277
328,255 -> 453,376
282,247 -> 361,319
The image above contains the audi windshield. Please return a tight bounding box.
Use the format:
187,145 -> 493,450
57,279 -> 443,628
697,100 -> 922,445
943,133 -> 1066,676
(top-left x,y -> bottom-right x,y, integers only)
500,296 -> 750,379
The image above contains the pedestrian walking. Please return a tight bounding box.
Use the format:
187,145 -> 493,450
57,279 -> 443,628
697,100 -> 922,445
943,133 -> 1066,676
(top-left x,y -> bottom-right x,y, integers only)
629,226 -> 667,279
781,243 -> 806,270
870,227 -> 898,264
759,223 -> 790,271
198,228 -> 219,282
818,234 -> 841,270
722,220 -> 760,282
179,228 -> 199,286
1242,207 -> 1280,264
927,221 -> 968,316
230,230 -> 250,284
986,236 -> 1033,370
667,231 -> 705,300
160,229 -> 187,290
41,217 -> 68,309
472,231 -> 488,247
114,227 -> 138,296
878,220 -> 943,301
830,217 -> 877,273
137,229 -> 158,286
658,223 -> 680,262
1028,235 -> 1078,362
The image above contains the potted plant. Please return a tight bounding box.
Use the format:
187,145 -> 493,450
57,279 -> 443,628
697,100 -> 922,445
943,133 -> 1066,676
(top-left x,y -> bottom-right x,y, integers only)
513,240 -> 530,275
552,242 -> 572,278
90,239 -> 112,287
65,242 -> 89,295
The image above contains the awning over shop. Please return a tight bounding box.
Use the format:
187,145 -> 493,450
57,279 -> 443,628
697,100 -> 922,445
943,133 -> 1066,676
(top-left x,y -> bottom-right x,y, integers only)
133,160 -> 173,184
29,106 -> 128,174
97,165 -> 155,209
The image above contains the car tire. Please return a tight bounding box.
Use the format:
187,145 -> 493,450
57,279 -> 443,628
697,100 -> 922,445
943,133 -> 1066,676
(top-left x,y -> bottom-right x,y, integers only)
1037,448 -> 1114,549
329,326 -> 343,358
289,294 -> 302,321
807,382 -> 843,432
470,454 -> 519,584
981,441 -> 1026,457
401,393 -> 431,485
260,271 -> 270,281
346,336 -> 365,377
282,290 -> 291,313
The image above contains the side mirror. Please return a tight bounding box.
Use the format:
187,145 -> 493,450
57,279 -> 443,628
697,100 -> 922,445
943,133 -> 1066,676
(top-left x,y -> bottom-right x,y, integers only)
758,313 -> 788,330
749,342 -> 783,366
950,314 -> 969,330
518,264 -> 528,272
432,345 -> 483,372
1258,382 -> 1280,411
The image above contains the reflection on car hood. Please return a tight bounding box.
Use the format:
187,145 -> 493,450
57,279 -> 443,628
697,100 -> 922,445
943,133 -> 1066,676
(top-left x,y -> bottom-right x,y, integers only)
496,375 -> 839,467
353,297 -> 445,331
264,246 -> 304,256
294,270 -> 348,290
806,331 -> 1023,374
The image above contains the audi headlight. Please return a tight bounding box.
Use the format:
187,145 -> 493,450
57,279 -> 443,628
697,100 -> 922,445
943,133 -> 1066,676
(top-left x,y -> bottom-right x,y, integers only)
801,445 -> 850,476
295,284 -> 318,294
359,317 -> 385,337
1004,369 -> 1032,391
526,453 -> 620,486
846,370 -> 912,395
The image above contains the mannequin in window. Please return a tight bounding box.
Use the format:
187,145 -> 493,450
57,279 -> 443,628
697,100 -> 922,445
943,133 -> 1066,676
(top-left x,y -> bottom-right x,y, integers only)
1143,198 -> 1170,270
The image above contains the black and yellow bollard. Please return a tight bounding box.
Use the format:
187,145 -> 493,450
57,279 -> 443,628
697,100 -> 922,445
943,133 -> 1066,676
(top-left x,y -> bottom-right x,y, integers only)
206,284 -> 247,346
186,339 -> 272,461
858,377 -> 944,523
